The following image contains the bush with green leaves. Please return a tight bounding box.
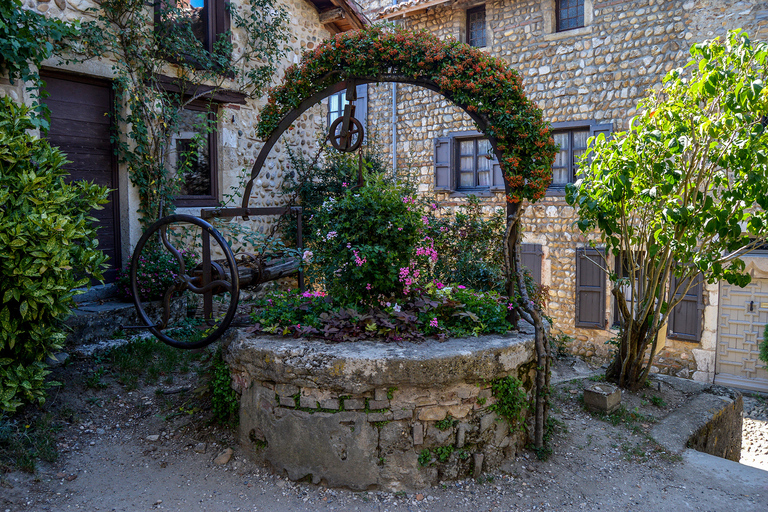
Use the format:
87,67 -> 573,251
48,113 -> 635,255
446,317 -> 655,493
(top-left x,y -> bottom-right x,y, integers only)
0,98 -> 109,412
428,196 -> 506,293
250,285 -> 512,342
309,172 -> 424,304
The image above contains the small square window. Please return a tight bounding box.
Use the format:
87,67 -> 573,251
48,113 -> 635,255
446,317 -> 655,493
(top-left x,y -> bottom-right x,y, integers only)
170,102 -> 219,207
556,0 -> 584,32
467,6 -> 486,48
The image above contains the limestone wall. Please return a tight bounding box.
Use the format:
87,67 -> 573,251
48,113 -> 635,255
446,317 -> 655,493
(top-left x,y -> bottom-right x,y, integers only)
359,0 -> 768,373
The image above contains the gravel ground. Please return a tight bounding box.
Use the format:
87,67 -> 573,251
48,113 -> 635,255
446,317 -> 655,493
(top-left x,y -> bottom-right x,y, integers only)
1,351 -> 766,512
741,395 -> 768,471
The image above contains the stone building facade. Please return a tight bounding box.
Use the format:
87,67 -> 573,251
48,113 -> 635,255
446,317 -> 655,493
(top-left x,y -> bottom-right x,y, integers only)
2,0 -> 364,281
352,0 -> 768,388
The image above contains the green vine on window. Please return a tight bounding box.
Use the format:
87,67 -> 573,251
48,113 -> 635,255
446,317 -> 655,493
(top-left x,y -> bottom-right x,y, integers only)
75,0 -> 290,227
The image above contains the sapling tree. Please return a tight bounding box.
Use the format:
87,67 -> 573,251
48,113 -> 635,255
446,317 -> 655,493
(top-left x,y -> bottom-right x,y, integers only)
567,30 -> 768,390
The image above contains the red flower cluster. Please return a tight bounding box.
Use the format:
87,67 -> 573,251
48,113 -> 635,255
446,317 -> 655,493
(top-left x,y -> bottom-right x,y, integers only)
256,26 -> 556,203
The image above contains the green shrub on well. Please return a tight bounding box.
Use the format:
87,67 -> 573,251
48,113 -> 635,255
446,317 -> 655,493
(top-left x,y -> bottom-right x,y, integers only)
309,172 -> 423,304
0,98 -> 109,412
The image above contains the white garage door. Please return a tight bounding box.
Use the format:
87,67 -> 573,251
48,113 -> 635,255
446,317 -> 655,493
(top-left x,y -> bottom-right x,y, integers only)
715,279 -> 768,392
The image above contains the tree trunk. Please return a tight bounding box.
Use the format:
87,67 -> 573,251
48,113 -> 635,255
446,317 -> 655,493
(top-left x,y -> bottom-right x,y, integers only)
606,319 -> 655,391
504,202 -> 550,451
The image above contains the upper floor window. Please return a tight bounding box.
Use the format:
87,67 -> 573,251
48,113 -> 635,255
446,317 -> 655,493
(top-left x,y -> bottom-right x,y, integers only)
434,131 -> 505,193
467,6 -> 486,48
170,101 -> 219,207
328,90 -> 348,126
157,0 -> 231,56
457,136 -> 492,189
557,0 -> 585,32
551,128 -> 589,186
549,122 -> 612,188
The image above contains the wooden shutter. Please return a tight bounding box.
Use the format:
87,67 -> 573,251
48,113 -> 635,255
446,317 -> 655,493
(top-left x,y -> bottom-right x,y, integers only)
434,137 -> 454,191
589,123 -> 612,142
355,84 -> 368,143
520,244 -> 543,285
490,145 -> 504,191
214,0 -> 231,47
575,248 -> 606,328
667,274 -> 704,341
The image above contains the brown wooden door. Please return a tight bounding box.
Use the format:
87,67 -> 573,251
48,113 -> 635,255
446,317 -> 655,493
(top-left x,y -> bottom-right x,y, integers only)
42,73 -> 121,283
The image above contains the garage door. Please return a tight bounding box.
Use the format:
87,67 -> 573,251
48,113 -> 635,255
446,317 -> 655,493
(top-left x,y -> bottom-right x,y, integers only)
42,73 -> 121,283
715,279 -> 768,392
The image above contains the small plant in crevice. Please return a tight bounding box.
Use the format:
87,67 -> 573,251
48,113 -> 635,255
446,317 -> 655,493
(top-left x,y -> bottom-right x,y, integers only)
759,323 -> 768,365
435,414 -> 457,431
209,350 -> 239,426
488,375 -> 528,431
418,448 -> 431,466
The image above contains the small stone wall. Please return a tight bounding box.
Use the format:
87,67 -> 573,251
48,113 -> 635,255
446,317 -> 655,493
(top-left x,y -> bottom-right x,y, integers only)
650,375 -> 743,462
224,328 -> 537,491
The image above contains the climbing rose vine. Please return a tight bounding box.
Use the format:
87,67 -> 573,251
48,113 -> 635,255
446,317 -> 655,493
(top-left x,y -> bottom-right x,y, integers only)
257,26 -> 556,203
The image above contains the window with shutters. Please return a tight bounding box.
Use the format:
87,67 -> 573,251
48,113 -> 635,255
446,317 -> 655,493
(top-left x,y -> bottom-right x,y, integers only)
520,244 -> 543,285
434,131 -> 505,193
156,1 -> 231,57
549,121 -> 612,190
467,6 -> 486,48
327,85 -> 368,140
575,247 -> 606,328
667,274 -> 704,342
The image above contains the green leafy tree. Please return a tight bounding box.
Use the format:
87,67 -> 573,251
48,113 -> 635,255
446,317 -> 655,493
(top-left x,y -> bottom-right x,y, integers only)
567,31 -> 768,390
0,98 -> 109,412
79,0 -> 289,225
0,0 -> 80,128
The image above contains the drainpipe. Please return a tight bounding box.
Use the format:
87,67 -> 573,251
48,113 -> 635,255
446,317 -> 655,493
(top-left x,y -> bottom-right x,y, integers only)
391,82 -> 397,177
391,4 -> 399,178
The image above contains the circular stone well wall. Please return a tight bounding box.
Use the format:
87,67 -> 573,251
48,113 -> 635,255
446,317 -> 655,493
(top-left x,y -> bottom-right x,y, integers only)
224,327 -> 537,491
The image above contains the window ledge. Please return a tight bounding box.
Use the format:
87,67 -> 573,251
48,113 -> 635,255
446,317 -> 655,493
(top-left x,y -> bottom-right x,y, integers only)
543,25 -> 593,42
545,187 -> 568,197
450,189 -> 496,198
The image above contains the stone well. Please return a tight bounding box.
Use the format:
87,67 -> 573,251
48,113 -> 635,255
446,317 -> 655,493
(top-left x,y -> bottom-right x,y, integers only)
224,326 -> 537,491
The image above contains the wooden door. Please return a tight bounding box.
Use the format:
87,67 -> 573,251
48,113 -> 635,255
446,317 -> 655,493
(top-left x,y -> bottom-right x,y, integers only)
42,73 -> 121,283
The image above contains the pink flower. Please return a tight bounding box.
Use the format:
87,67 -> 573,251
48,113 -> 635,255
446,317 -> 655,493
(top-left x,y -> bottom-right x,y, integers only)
431,203 -> 438,210
430,318 -> 439,328
508,302 -> 514,310
457,285 -> 466,289
366,283 -> 372,290
435,282 -> 444,289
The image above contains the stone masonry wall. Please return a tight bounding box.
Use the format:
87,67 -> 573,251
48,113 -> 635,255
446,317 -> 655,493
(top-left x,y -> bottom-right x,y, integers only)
359,0 -> 768,372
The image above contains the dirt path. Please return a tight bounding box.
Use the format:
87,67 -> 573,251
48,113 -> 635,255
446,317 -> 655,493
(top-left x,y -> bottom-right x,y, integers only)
2,348 -> 766,512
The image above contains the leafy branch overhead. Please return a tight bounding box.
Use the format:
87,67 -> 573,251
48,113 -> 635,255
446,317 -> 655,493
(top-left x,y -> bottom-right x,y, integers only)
567,30 -> 768,390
